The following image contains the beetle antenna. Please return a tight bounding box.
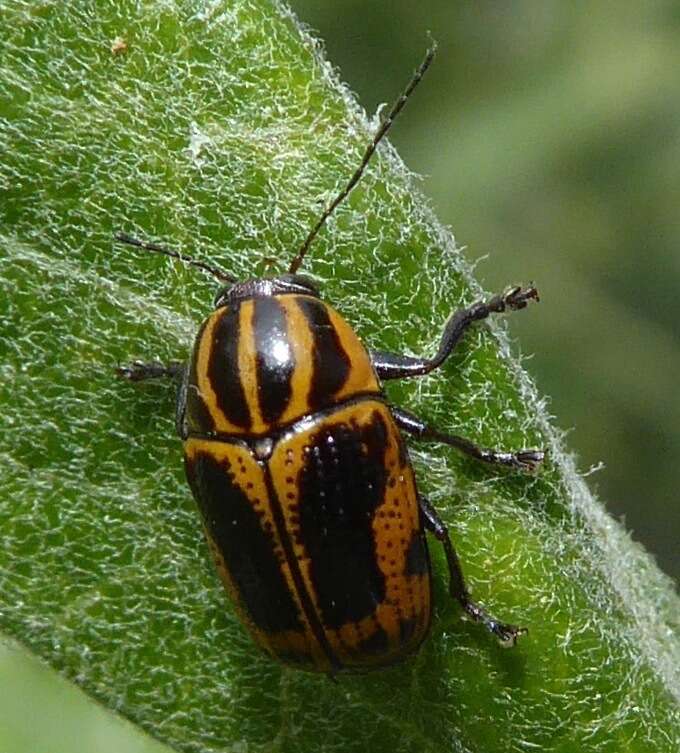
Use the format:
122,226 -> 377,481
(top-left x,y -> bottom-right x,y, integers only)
288,44 -> 436,275
115,232 -> 236,283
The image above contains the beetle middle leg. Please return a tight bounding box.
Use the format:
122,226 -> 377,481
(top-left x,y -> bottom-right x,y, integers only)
371,285 -> 538,380
419,494 -> 526,647
392,405 -> 544,472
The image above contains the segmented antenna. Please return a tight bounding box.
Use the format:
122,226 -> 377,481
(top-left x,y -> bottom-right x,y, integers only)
115,232 -> 236,283
288,44 -> 437,275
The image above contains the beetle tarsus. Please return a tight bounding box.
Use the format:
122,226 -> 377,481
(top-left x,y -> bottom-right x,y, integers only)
460,599 -> 528,647
477,447 -> 545,472
511,449 -> 545,472
116,360 -> 183,382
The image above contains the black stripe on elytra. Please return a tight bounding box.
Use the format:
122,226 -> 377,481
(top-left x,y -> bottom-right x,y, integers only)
184,449 -> 302,634
262,464 -> 341,671
207,304 -> 251,429
297,410 -> 388,630
297,297 -> 351,410
253,297 -> 294,424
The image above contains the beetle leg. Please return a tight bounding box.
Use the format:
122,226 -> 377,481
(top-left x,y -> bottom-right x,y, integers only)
418,494 -> 526,647
371,285 -> 538,380
174,366 -> 190,440
116,359 -> 184,382
116,360 -> 188,439
392,405 -> 544,472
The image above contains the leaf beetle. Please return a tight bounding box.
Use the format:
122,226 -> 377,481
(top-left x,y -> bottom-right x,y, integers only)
117,47 -> 543,674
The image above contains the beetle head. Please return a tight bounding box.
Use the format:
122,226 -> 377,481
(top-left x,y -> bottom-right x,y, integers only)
213,274 -> 321,308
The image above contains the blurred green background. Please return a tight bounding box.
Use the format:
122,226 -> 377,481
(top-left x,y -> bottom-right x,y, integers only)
2,1 -> 678,752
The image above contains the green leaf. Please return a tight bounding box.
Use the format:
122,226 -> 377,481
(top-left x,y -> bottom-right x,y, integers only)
0,638 -> 171,753
1,1 -> 678,752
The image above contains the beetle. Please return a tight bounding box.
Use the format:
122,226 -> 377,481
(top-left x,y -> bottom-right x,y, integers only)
116,47 -> 544,674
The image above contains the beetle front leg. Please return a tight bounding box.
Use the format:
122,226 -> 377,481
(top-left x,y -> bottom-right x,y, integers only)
371,285 -> 538,380
419,495 -> 526,647
116,360 -> 187,439
393,406 -> 544,472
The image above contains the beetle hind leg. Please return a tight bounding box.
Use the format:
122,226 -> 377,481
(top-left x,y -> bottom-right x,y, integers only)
419,495 -> 526,647
392,405 -> 544,472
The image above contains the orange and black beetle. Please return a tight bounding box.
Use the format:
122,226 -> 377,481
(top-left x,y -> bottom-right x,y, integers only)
117,48 -> 543,674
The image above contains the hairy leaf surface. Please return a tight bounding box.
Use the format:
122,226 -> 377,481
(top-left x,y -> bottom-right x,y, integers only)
1,2 -> 679,751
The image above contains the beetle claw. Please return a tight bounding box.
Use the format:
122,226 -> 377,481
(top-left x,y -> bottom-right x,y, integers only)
461,601 -> 528,647
513,448 -> 546,472
495,623 -> 528,648
504,285 -> 540,310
